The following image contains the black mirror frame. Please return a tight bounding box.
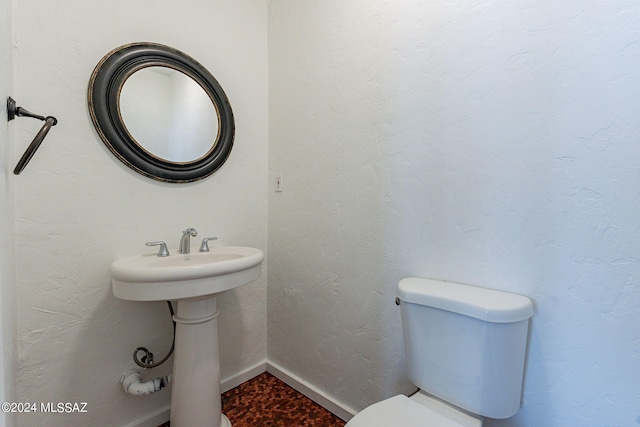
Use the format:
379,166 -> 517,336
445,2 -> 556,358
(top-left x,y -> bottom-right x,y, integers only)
88,42 -> 235,183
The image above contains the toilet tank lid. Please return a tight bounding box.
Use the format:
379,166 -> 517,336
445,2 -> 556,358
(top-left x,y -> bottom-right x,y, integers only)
398,278 -> 534,323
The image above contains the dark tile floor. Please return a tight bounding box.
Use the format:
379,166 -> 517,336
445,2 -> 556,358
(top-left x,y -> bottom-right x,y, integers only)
159,372 -> 346,427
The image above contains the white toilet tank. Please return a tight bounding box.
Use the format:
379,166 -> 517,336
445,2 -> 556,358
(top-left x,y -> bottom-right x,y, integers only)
398,278 -> 534,420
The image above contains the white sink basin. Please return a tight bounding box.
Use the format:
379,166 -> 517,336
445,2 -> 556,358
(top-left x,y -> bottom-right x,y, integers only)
111,246 -> 264,301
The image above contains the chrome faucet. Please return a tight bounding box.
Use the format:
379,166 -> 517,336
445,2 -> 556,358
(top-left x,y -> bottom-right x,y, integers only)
179,228 -> 198,254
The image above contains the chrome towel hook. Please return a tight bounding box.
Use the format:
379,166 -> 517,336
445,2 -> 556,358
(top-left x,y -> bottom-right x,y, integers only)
7,97 -> 58,175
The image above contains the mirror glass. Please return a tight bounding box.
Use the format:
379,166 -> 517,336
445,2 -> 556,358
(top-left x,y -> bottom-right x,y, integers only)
119,67 -> 220,163
88,42 -> 235,183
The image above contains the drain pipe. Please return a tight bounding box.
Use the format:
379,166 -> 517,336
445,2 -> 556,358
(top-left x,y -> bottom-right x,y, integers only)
121,370 -> 172,396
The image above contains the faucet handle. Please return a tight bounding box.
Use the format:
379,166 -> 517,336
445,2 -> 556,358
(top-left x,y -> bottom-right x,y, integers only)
146,241 -> 170,257
199,237 -> 218,252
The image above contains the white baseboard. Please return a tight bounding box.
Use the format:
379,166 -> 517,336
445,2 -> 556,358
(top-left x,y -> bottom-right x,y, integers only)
266,361 -> 356,422
125,359 -> 356,426
221,360 -> 267,393
124,405 -> 170,427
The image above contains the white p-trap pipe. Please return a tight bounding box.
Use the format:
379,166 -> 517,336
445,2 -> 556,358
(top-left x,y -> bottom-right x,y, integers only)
121,370 -> 172,396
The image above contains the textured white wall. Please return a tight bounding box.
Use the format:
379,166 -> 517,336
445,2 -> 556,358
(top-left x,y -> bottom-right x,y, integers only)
268,1 -> 640,426
1,0 -> 17,426
12,1 -> 268,426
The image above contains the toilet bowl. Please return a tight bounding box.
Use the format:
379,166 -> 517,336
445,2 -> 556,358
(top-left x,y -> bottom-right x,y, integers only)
346,278 -> 533,426
346,391 -> 482,427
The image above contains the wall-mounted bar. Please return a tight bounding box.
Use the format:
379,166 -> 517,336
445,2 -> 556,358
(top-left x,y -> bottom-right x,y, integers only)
7,97 -> 58,175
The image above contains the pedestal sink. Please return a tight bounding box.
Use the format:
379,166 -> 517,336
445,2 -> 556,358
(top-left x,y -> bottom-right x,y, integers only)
110,246 -> 264,427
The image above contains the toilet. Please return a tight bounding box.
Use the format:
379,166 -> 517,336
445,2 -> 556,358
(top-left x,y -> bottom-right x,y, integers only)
346,277 -> 534,427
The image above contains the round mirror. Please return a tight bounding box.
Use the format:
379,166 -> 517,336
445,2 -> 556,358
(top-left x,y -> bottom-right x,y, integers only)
88,43 -> 234,183
119,67 -> 220,163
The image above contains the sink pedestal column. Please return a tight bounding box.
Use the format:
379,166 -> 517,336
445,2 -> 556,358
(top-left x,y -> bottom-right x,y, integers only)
170,296 -> 231,427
